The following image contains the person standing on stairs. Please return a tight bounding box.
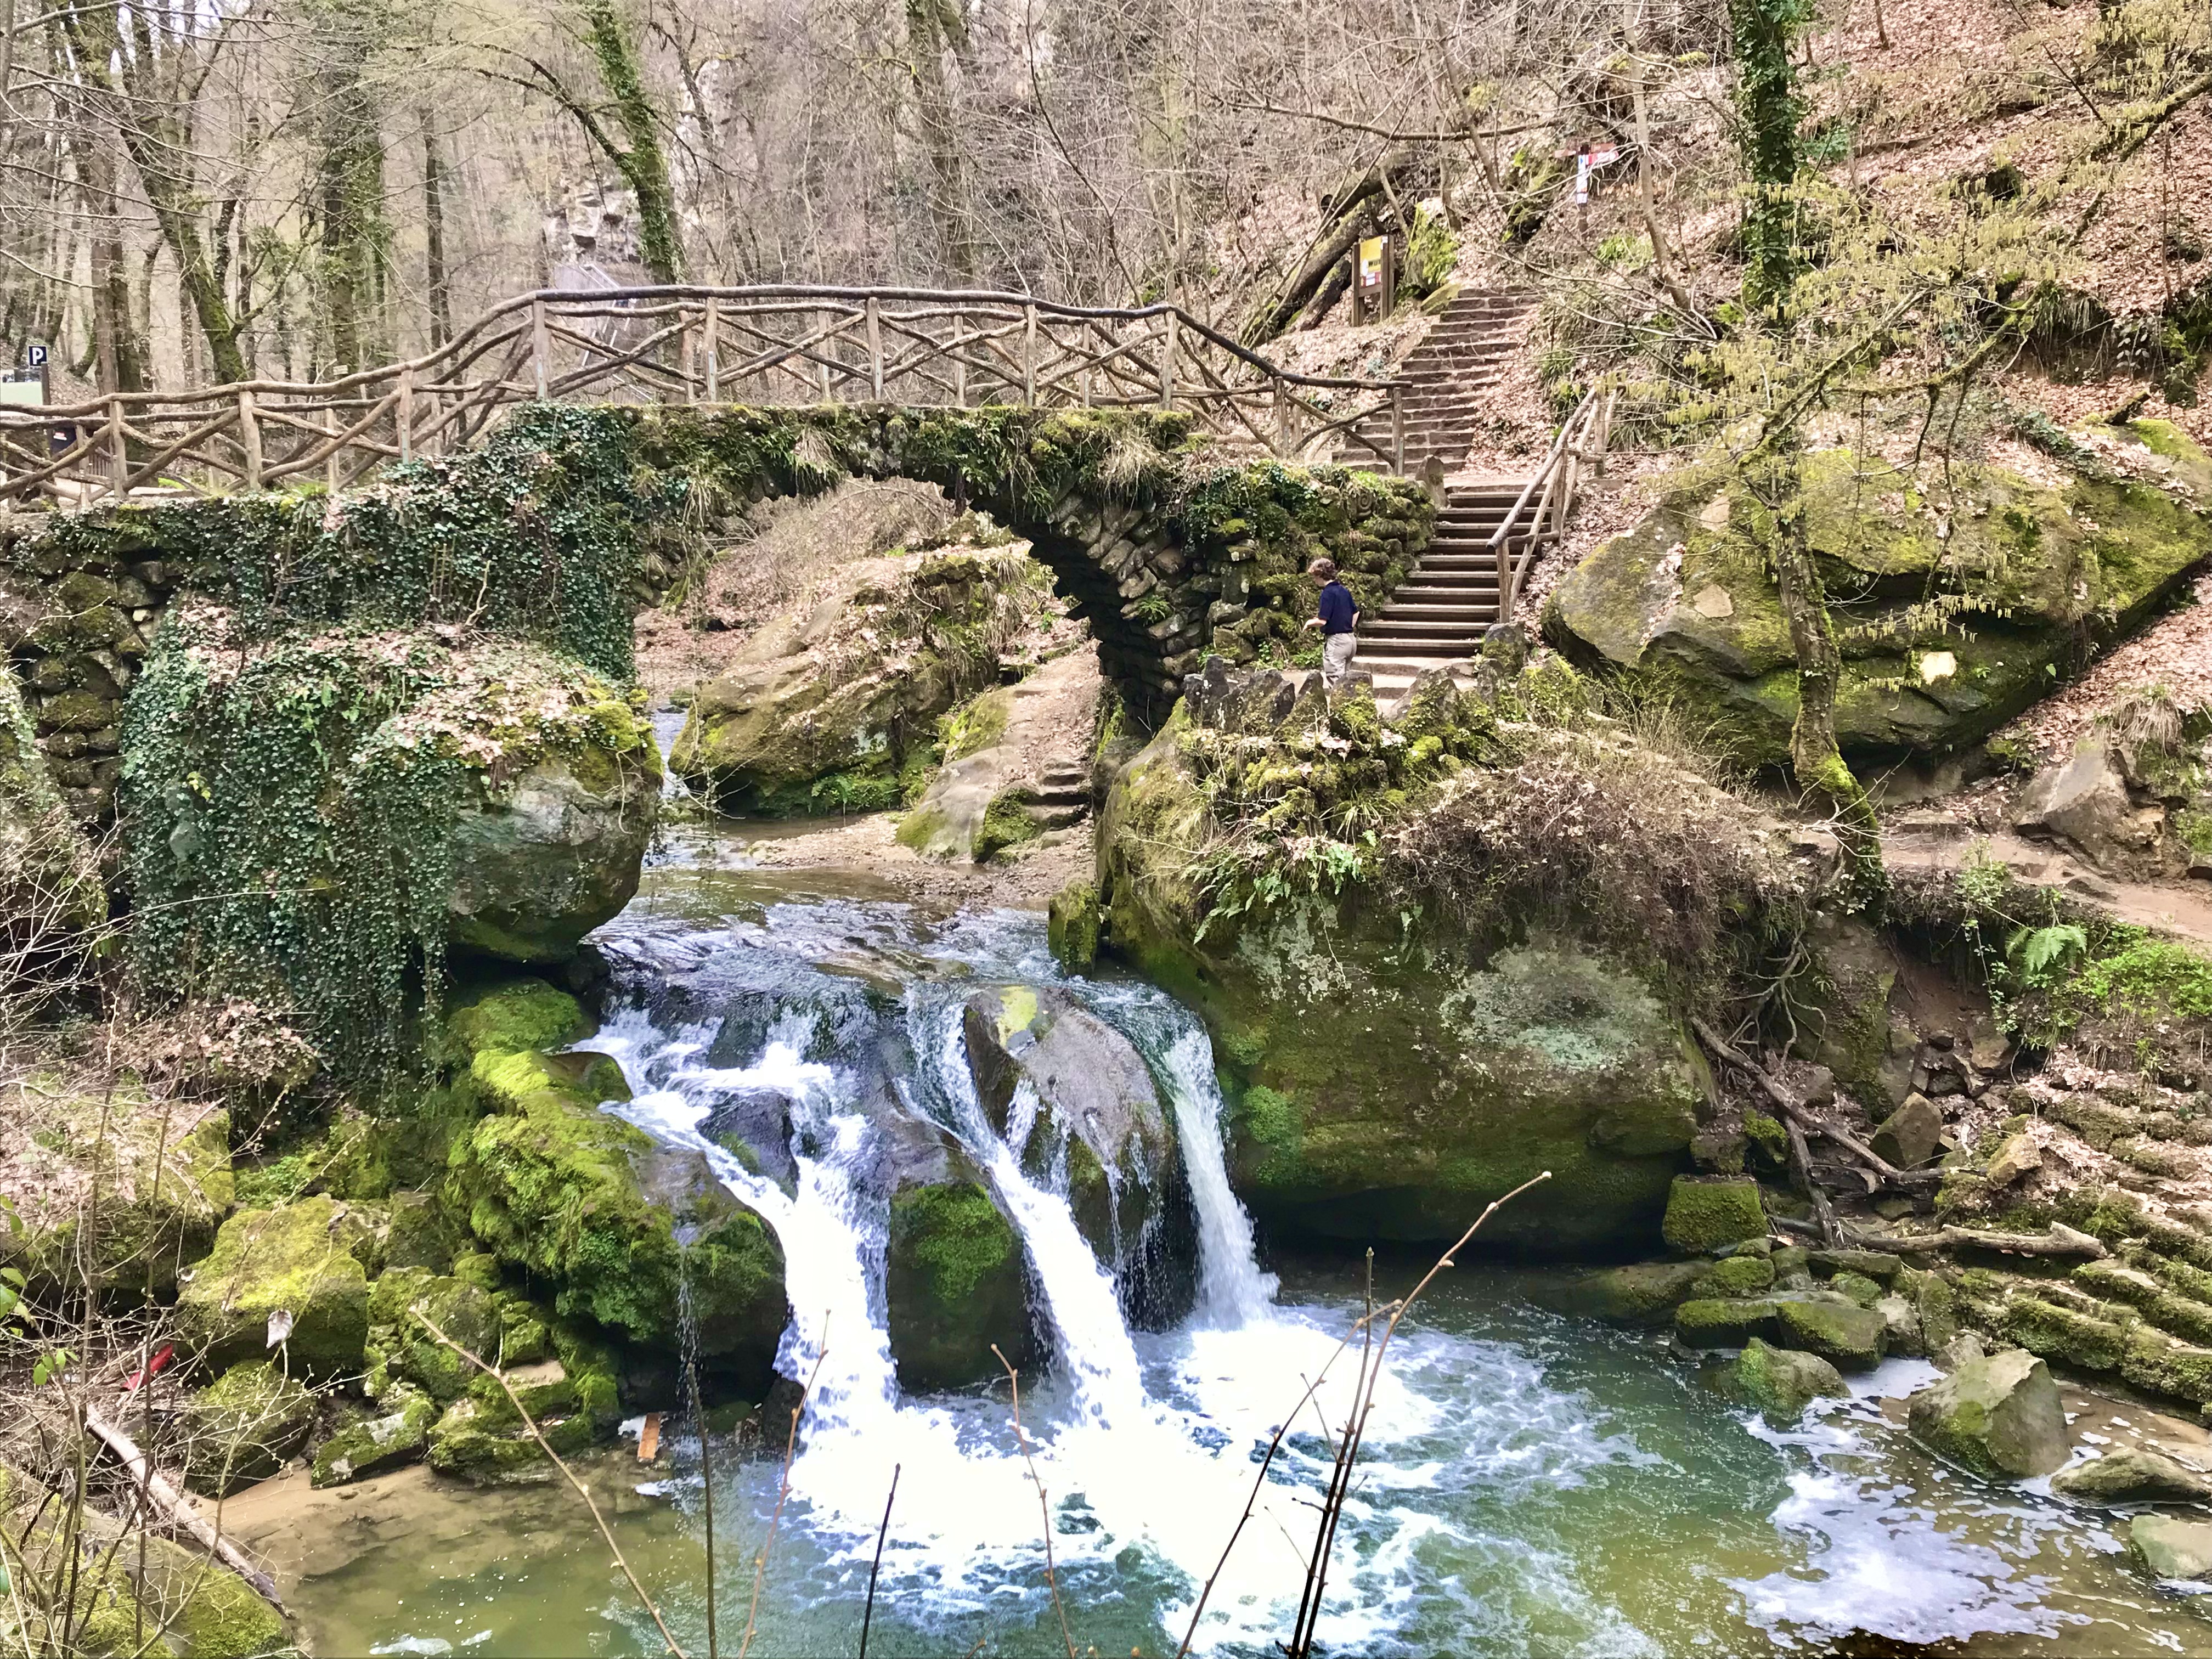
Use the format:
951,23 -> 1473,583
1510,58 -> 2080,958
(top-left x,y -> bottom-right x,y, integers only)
1305,557 -> 1359,687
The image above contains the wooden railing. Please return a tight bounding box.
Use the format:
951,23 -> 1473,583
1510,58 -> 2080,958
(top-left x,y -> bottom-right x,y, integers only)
0,285 -> 1410,510
1493,383 -> 1615,616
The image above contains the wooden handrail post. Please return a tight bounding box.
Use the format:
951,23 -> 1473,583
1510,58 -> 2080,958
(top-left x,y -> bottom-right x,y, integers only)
952,324 -> 967,407
397,366 -> 414,463
531,300 -> 550,399
1158,312 -> 1176,411
867,296 -> 884,400
325,407 -> 340,495
705,297 -> 721,402
106,398 -> 127,500
1023,303 -> 1039,407
1391,384 -> 1405,475
238,388 -> 263,490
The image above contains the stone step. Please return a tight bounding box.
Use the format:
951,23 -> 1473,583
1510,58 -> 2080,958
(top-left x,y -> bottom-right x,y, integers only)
1381,604 -> 1493,621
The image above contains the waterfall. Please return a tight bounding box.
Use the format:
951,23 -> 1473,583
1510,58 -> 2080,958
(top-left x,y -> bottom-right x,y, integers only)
650,707 -> 694,803
1155,1026 -> 1278,1325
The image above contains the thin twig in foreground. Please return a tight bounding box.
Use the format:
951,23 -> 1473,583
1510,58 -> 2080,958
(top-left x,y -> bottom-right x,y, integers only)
856,1462 -> 900,1659
738,1330 -> 828,1659
411,1308 -> 684,1657
688,1361 -> 719,1659
1285,1171 -> 1553,1658
993,1342 -> 1075,1659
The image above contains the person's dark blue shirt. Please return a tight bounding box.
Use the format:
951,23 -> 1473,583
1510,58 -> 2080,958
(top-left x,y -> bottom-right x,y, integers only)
1317,580 -> 1358,635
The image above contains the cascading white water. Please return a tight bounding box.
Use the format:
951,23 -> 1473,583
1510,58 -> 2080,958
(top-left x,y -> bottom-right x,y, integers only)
1156,1026 -> 1279,1325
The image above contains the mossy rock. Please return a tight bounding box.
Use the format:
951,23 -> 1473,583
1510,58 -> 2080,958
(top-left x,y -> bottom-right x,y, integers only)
365,1265 -> 508,1403
1662,1177 -> 1767,1255
1775,1295 -> 1889,1370
0,1080 -> 233,1297
174,1197 -> 376,1378
0,665 -> 105,941
311,1385 -> 437,1487
1695,1254 -> 1778,1299
1047,880 -> 1101,972
1098,723 -> 1703,1252
424,1323 -> 620,1485
1906,1348 -> 2069,1478
1535,1260 -> 1706,1323
1675,1297 -> 1786,1347
885,1181 -> 1034,1391
443,978 -> 589,1066
1719,1336 -> 1848,1424
179,1361 -> 315,1496
1546,435 -> 2212,762
445,1047 -> 786,1384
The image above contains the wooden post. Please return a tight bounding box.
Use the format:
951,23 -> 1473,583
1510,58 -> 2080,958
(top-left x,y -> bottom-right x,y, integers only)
1158,313 -> 1176,411
953,324 -> 967,408
397,366 -> 414,462
1273,375 -> 1290,458
1080,363 -> 1092,408
705,297 -> 721,403
325,407 -> 340,496
106,397 -> 127,499
867,296 -> 884,400
1023,304 -> 1038,407
1496,526 -> 1513,616
238,388 -> 263,490
1391,383 -> 1405,474
531,300 -> 550,399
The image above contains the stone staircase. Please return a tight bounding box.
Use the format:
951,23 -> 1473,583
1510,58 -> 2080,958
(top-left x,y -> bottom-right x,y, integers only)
1356,482 -> 1538,699
1334,287 -> 1538,473
1023,759 -> 1092,827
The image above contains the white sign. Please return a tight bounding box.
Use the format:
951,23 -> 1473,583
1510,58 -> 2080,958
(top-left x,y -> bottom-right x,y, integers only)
1575,145 -> 1623,206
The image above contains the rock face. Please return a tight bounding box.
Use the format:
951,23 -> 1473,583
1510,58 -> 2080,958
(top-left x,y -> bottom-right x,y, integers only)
673,546 -> 1063,814
884,1180 -> 1034,1391
962,983 -> 1185,1310
1906,1348 -> 2070,1478
1100,713 -> 1703,1250
447,745 -> 661,963
1545,428 -> 2212,763
1720,1337 -> 1848,1423
899,645 -> 1101,861
174,1197 -> 380,1378
0,667 -> 104,946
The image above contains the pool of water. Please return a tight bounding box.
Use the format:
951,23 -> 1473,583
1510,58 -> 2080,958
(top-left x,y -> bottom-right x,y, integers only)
242,821 -> 2212,1658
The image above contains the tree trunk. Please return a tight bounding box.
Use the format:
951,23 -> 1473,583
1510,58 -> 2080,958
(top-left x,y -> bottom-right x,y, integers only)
1244,148 -> 1416,343
311,1 -> 388,375
906,0 -> 977,283
582,0 -> 681,282
424,117 -> 453,348
1727,0 -> 1804,312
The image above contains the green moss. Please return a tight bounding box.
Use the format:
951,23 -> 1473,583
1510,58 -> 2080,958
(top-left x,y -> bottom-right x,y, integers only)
1539,1261 -> 1706,1322
2002,1294 -> 2130,1371
1047,880 -> 1100,971
1721,1335 -> 1848,1423
884,1181 -> 1031,1391
179,1361 -> 315,1496
1776,1297 -> 1888,1369
311,1385 -> 437,1486
975,788 -> 1043,860
1675,1296 -> 1784,1346
1698,1254 -> 1779,1297
1663,1177 -> 1768,1255
174,1197 -> 374,1378
444,979 -> 589,1065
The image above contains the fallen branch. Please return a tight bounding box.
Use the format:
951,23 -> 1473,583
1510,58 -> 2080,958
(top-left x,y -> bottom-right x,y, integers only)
412,1310 -> 685,1657
1847,1221 -> 2108,1261
81,1404 -> 285,1615
1691,1017 -> 1940,1188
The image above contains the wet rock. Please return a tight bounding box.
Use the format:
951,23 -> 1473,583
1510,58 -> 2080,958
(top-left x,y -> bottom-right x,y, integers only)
1906,1348 -> 2069,1478
1720,1336 -> 1849,1424
1536,1261 -> 1706,1323
425,1326 -> 622,1486
2131,1514 -> 2212,1580
1675,1297 -> 1785,1347
1048,879 -> 1101,972
174,1196 -> 378,1378
178,1361 -> 316,1496
1696,1255 -> 1778,1299
1875,1294 -> 1926,1357
1663,1177 -> 1768,1255
1871,1092 -> 1945,1169
1808,1249 -> 1903,1282
2052,1446 -> 2212,1505
884,1180 -> 1034,1391
702,1087 -> 799,1186
311,1385 -> 437,1487
962,984 -> 1178,1273
1776,1296 -> 1889,1370
1828,1271 -> 1886,1308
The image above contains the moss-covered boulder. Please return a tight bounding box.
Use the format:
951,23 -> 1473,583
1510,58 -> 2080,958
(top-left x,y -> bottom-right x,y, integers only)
445,1046 -> 786,1383
178,1362 -> 316,1496
961,983 -> 1180,1280
1537,1260 -> 1707,1323
673,546 -> 1062,814
364,1265 -> 537,1404
0,1079 -> 232,1296
1048,880 -> 1101,972
884,1181 -> 1034,1391
174,1197 -> 377,1378
1776,1295 -> 1889,1370
1546,431 -> 2212,763
424,1323 -> 622,1485
2130,1515 -> 2212,1580
0,665 -> 104,947
443,977 -> 591,1065
1662,1177 -> 1768,1255
1906,1347 -> 2069,1478
1097,718 -> 1705,1251
310,1385 -> 437,1487
2052,1446 -> 2212,1505
1719,1336 -> 1849,1424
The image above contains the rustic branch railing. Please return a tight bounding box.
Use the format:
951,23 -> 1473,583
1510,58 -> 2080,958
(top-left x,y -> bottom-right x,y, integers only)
1491,382 -> 1615,617
0,285 -> 1410,510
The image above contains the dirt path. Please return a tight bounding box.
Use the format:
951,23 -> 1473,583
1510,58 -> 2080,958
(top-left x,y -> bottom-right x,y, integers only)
1883,820 -> 2212,948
